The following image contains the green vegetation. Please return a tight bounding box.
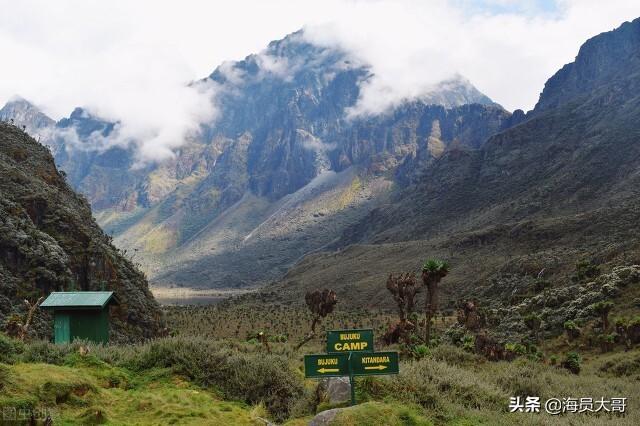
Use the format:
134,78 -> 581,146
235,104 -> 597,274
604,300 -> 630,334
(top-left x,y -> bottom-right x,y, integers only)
1,328 -> 637,425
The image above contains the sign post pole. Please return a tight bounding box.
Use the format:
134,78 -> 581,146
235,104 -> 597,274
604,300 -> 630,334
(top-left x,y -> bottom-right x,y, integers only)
348,352 -> 356,406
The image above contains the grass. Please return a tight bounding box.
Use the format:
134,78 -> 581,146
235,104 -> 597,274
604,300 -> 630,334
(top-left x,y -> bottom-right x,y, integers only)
1,325 -> 639,425
0,362 -> 257,425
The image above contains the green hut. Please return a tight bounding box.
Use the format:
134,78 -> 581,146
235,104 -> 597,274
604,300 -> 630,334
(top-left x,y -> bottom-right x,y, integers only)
41,291 -> 118,344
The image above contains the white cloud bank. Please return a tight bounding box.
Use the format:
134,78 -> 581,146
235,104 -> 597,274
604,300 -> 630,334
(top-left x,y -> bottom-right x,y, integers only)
0,0 -> 638,161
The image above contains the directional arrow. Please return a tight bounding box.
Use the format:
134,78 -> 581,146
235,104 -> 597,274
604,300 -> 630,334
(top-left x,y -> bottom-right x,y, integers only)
364,365 -> 387,371
351,351 -> 399,376
318,368 -> 340,373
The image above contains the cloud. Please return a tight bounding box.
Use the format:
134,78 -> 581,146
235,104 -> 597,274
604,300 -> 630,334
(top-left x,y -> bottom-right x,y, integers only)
302,0 -> 640,115
0,0 -> 638,162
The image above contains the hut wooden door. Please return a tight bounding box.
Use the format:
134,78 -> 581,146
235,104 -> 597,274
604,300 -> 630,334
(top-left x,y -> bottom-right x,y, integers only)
54,313 -> 70,344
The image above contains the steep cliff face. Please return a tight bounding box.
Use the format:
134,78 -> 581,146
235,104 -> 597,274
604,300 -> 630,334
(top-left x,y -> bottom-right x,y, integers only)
534,17 -> 640,113
0,122 -> 163,341
204,32 -> 499,201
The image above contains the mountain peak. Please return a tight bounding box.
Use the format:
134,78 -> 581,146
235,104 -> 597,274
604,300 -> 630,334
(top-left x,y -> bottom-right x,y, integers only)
209,28 -> 360,87
420,74 -> 496,108
0,96 -> 55,132
534,17 -> 640,113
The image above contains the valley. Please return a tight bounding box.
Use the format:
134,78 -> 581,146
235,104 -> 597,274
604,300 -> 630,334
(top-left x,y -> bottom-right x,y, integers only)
1,8 -> 640,426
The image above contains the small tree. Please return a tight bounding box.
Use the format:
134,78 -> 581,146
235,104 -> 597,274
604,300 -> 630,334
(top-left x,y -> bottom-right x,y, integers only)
524,313 -> 542,343
5,297 -> 44,341
592,301 -> 614,331
296,289 -> 337,350
563,320 -> 581,341
456,300 -> 482,331
421,259 -> 450,344
384,272 -> 420,345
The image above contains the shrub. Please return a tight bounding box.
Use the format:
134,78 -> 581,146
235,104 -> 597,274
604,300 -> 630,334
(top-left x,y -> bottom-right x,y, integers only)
0,333 -> 23,363
411,344 -> 430,360
461,334 -> 475,353
123,338 -> 304,421
444,324 -> 466,346
430,344 -> 481,366
0,364 -> 10,390
562,352 -> 581,375
598,353 -> 640,377
268,334 -> 288,343
572,260 -> 600,283
20,341 -> 68,364
495,361 -> 544,397
563,320 -> 581,340
505,343 -> 526,357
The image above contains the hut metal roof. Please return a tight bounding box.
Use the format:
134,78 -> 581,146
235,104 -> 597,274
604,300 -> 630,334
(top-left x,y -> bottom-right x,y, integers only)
40,291 -> 117,309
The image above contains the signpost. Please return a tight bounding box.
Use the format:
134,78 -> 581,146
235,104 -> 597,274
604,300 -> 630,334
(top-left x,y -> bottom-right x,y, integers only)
304,329 -> 399,406
304,353 -> 349,378
350,351 -> 399,376
326,329 -> 374,353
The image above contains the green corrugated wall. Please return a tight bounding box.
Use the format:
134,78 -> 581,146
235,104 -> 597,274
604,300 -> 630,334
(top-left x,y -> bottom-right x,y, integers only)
53,309 -> 109,344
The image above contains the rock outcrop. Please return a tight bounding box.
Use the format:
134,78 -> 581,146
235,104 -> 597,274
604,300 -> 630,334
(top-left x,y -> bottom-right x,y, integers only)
0,122 -> 163,341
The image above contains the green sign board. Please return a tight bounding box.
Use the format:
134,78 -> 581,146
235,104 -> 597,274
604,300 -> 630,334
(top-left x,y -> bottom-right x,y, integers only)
326,328 -> 374,353
350,351 -> 399,376
304,353 -> 349,378
304,329 -> 400,406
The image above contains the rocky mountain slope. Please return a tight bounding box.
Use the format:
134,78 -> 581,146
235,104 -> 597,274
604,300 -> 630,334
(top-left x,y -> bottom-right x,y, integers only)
267,17 -> 640,309
0,98 -> 55,134
1,30 -> 513,292
0,122 -> 163,341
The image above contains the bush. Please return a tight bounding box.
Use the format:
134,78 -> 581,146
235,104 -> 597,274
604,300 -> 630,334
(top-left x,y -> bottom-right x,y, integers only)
598,353 -> 640,377
410,344 -> 430,360
572,260 -> 600,283
123,338 -> 304,421
444,324 -> 466,346
20,341 -> 68,364
461,334 -> 475,352
0,364 -> 10,389
0,333 -> 23,363
562,352 -> 581,375
495,360 -> 544,397
563,320 -> 581,340
430,344 -> 482,366
505,343 -> 526,357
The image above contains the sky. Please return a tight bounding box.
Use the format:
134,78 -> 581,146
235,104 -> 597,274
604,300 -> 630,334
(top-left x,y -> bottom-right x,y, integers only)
0,0 -> 639,161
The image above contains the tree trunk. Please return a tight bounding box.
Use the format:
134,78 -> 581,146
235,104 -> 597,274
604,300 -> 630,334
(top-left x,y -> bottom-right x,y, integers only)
425,282 -> 438,344
296,315 -> 320,350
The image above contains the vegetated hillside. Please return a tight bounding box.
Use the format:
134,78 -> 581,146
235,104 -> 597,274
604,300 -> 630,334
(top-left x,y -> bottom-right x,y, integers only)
0,122 -> 162,341
1,30 -> 513,291
268,17 -> 640,309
